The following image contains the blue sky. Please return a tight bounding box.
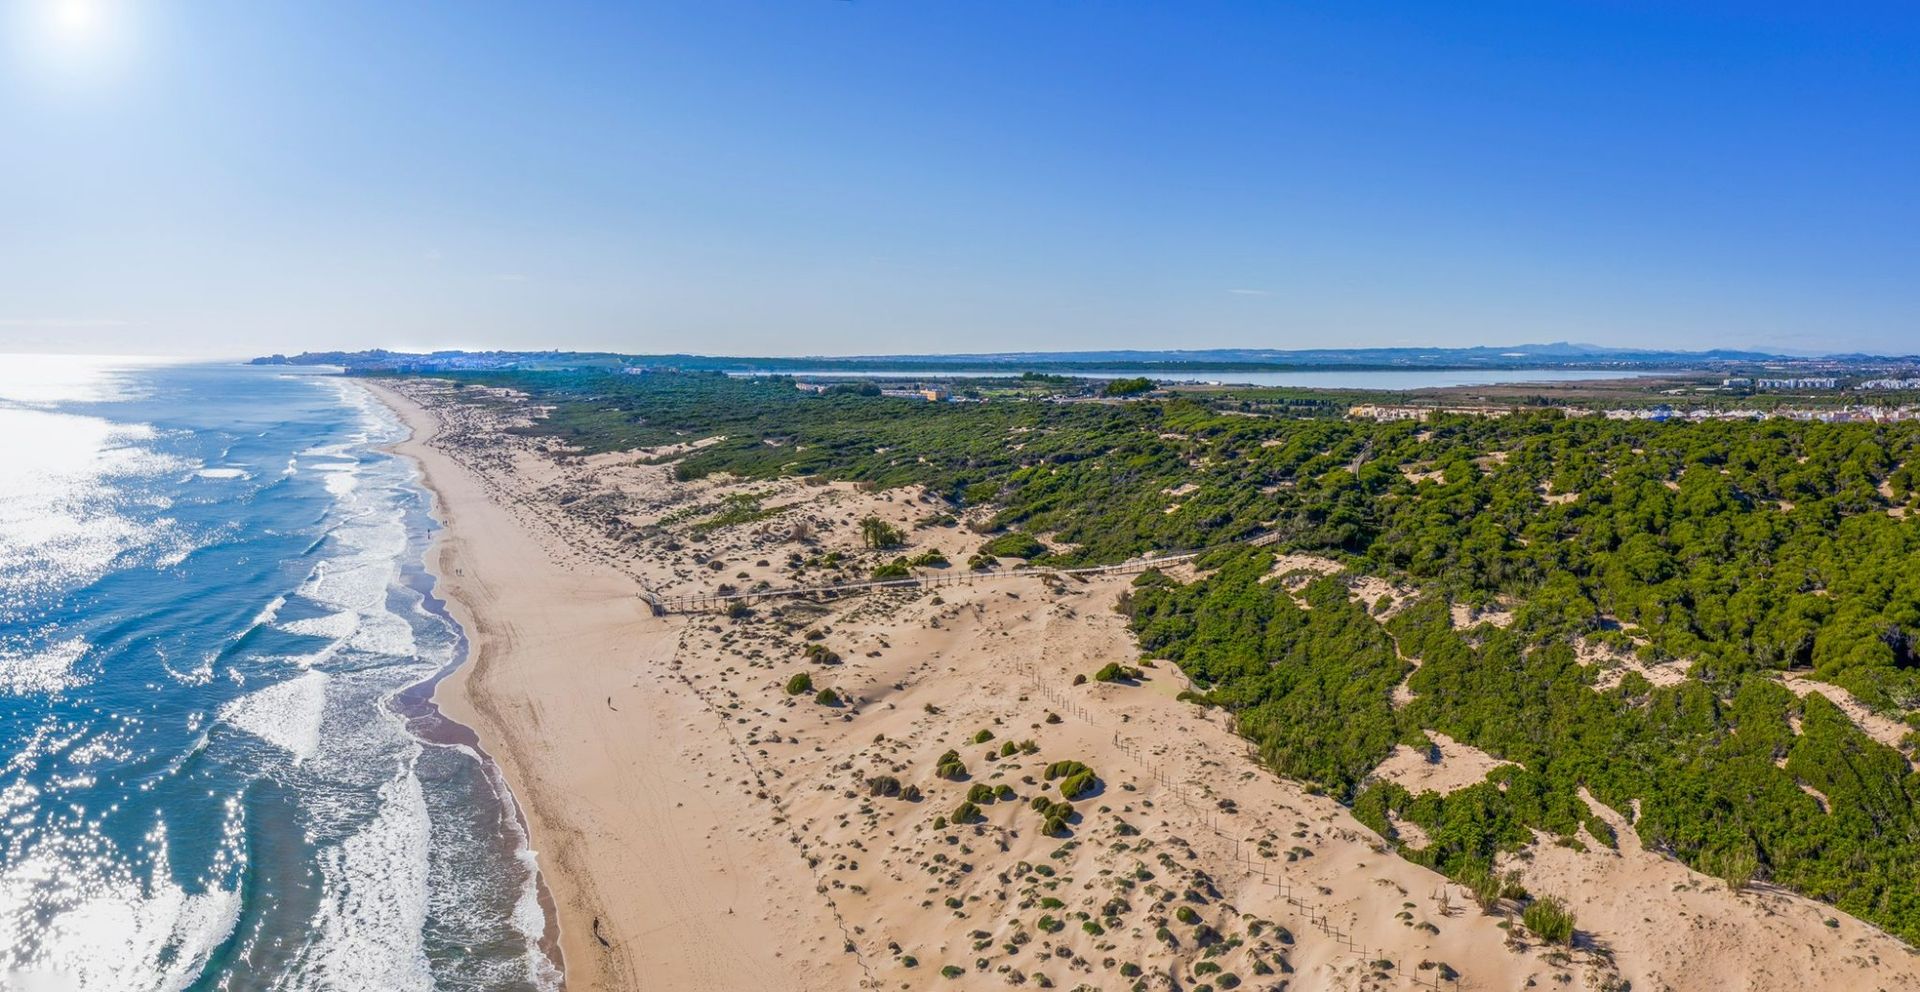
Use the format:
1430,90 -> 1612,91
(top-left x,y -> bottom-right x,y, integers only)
1,1 -> 1915,357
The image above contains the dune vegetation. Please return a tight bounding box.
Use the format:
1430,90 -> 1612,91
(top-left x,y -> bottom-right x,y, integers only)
416,367 -> 1920,942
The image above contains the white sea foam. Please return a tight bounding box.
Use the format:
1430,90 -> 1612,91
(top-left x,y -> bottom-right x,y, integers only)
194,467 -> 250,480
347,609 -> 416,658
0,637 -> 90,696
291,769 -> 434,992
219,670 -> 329,763
299,559 -> 395,613
322,471 -> 360,500
299,441 -> 356,460
158,647 -> 215,687
492,759 -> 564,992
332,518 -> 408,559
250,595 -> 288,631
280,611 -> 360,642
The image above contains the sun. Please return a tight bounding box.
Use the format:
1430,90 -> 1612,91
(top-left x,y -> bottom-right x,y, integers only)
46,0 -> 106,45
8,0 -> 133,82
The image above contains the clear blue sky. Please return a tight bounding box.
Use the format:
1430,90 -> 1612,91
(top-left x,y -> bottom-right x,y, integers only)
2,1 -> 1915,357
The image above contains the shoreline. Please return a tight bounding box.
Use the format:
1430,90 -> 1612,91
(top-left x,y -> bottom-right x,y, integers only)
361,378 -> 835,991
367,379 -> 568,986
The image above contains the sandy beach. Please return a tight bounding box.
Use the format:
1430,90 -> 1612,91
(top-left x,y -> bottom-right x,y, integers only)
366,377 -> 1920,992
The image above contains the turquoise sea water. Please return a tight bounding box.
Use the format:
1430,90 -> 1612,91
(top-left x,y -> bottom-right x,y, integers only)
0,358 -> 557,991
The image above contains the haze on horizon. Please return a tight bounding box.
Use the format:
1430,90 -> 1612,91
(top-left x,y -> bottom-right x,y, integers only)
1,1 -> 1915,360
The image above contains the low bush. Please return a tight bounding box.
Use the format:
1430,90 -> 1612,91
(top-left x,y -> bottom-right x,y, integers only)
979,532 -> 1047,559
1522,897 -> 1575,946
859,516 -> 904,549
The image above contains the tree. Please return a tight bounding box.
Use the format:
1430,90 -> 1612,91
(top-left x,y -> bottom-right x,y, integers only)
860,516 -> 904,549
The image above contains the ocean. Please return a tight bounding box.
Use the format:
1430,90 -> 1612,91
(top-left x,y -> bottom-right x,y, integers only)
0,357 -> 558,991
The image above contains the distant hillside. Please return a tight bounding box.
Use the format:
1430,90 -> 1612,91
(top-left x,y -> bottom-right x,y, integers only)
252,343 -> 1912,376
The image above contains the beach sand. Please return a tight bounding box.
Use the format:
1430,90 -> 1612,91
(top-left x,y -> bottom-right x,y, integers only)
366,377 -> 1920,992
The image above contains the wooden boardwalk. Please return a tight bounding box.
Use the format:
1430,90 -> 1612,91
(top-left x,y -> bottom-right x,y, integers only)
644,532 -> 1283,615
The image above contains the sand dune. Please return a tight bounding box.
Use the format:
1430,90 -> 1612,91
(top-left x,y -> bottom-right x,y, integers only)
368,378 -> 1920,992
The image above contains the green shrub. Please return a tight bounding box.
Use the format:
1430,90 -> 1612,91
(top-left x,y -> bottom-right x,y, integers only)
814,687 -> 838,706
1032,798 -> 1075,835
972,728 -> 995,744
967,783 -> 994,804
936,749 -> 969,780
952,800 -> 983,824
860,516 -> 904,549
979,532 -> 1047,559
784,672 -> 813,696
1522,897 -> 1574,946
1044,760 -> 1090,781
1058,770 -> 1098,799
867,775 -> 901,798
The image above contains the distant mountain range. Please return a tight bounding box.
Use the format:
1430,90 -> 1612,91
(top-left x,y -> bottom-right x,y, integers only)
253,343 -> 1915,375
